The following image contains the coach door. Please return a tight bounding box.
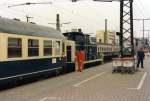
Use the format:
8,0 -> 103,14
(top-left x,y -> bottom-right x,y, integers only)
66,46 -> 72,62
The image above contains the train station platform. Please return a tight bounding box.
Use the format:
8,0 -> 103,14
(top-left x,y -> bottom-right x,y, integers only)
0,55 -> 150,101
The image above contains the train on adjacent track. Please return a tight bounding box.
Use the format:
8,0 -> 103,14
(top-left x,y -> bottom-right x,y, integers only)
0,17 -> 119,87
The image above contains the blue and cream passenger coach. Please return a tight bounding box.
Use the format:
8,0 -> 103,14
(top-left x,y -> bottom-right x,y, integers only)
0,17 -> 66,86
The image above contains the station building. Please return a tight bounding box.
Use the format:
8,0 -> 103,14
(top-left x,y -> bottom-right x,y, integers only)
96,30 -> 119,45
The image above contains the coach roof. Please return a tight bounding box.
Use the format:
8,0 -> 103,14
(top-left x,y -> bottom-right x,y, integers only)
0,17 -> 65,39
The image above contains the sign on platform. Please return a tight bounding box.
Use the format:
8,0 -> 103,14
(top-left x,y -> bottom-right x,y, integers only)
123,60 -> 135,67
113,60 -> 122,67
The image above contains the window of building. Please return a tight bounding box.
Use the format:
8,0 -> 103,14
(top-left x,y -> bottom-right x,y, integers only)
28,39 -> 39,57
55,41 -> 60,56
102,47 -> 103,51
8,38 -> 22,58
44,40 -> 52,56
99,39 -> 101,43
100,47 -> 102,51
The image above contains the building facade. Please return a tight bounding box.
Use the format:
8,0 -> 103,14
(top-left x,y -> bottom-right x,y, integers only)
96,30 -> 119,45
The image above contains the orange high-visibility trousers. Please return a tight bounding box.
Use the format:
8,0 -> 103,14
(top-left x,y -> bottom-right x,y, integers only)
78,50 -> 85,72
78,61 -> 84,72
75,50 -> 85,72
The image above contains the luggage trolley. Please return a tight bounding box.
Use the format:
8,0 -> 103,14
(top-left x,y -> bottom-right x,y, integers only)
112,57 -> 136,74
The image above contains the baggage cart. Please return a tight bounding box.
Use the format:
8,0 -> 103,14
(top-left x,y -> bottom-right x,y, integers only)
112,57 -> 136,74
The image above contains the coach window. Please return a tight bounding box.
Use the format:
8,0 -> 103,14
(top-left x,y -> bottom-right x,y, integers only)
28,39 -> 39,56
55,41 -> 60,56
8,38 -> 22,58
44,40 -> 52,56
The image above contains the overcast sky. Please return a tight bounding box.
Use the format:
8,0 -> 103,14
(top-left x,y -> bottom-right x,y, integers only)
0,0 -> 150,37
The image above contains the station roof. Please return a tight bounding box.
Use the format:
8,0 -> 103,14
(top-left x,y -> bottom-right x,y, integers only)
0,17 -> 65,39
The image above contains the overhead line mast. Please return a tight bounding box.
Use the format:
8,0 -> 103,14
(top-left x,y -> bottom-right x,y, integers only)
120,0 -> 134,57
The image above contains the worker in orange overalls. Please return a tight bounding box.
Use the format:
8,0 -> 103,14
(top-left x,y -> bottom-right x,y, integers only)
77,49 -> 85,72
80,50 -> 85,72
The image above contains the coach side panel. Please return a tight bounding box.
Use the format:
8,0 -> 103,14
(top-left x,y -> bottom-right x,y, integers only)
0,34 -> 7,61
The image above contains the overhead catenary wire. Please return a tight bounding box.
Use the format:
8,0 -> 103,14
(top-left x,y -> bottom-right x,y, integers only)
51,2 -> 114,32
0,6 -> 26,18
42,2 -> 97,31
0,1 -> 104,32
50,4 -> 98,32
55,0 -> 118,29
0,5 -> 57,25
53,4 -> 103,26
2,3 -> 96,32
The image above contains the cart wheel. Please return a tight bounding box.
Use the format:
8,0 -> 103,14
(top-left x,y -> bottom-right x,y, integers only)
112,69 -> 116,73
112,71 -> 114,74
112,68 -> 116,74
121,67 -> 125,74
130,67 -> 135,74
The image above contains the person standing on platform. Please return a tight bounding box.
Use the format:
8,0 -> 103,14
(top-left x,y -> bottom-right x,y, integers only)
79,49 -> 85,72
76,49 -> 85,72
137,48 -> 145,68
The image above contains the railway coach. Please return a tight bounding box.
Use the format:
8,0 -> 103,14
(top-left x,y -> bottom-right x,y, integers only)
0,17 -> 74,86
